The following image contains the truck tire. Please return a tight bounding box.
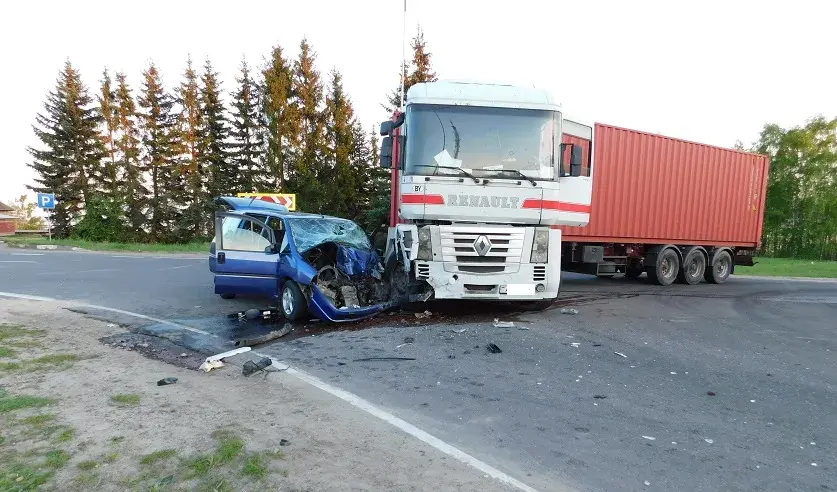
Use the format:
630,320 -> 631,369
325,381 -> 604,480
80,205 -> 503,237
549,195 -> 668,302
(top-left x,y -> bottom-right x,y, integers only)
676,248 -> 706,285
517,299 -> 555,312
625,259 -> 644,279
219,293 -> 236,300
704,250 -> 732,284
647,248 -> 679,286
281,281 -> 308,322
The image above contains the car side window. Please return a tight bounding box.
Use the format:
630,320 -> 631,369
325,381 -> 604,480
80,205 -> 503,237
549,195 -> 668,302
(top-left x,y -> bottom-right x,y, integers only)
221,216 -> 271,252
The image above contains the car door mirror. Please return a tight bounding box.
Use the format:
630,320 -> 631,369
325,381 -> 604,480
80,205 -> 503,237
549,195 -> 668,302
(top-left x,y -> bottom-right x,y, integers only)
380,136 -> 393,169
570,144 -> 584,177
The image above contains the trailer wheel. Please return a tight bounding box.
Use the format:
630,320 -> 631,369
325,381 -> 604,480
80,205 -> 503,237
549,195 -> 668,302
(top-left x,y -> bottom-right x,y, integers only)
281,281 -> 309,322
676,248 -> 706,285
625,260 -> 644,279
647,248 -> 679,286
704,250 -> 732,284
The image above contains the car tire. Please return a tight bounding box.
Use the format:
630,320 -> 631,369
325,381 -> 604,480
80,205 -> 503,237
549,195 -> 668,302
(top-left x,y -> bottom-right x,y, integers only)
281,281 -> 308,322
219,293 -> 236,300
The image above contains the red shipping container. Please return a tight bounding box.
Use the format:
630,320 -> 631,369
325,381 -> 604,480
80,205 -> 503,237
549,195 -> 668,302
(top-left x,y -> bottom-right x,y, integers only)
561,124 -> 769,248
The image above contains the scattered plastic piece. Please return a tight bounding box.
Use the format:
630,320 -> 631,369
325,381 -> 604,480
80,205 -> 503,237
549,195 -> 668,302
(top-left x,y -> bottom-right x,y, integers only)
486,343 -> 502,354
811,463 -> 818,467
642,436 -> 656,441
750,399 -> 756,403
107,323 -> 116,328
404,337 -> 415,344
592,343 -> 602,347
560,308 -> 579,315
570,342 -> 580,348
452,328 -> 467,334
705,438 -> 714,444
493,319 -> 515,328
280,439 -> 290,446
200,347 -> 252,372
644,481 -> 651,486
593,395 -> 607,399
415,310 -> 432,319
242,357 -> 274,377
518,326 -> 530,330
670,372 -> 677,375
707,391 -> 716,396
671,441 -> 677,445
199,359 -> 224,372
157,377 -> 178,386
180,353 -> 188,357
614,352 -> 627,358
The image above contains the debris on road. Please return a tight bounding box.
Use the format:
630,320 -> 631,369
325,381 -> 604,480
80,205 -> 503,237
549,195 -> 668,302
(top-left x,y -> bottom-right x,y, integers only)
614,352 -> 628,358
199,347 -> 251,372
670,371 -> 677,375
415,310 -> 432,319
242,357 -> 274,377
707,391 -> 716,396
157,377 -> 178,386
452,328 -> 467,334
592,343 -> 602,347
233,324 -> 292,347
180,353 -> 188,357
570,342 -> 580,348
518,326 -> 530,330
642,436 -> 656,441
593,395 -> 607,399
560,308 -> 579,315
353,357 -> 417,362
644,481 -> 651,486
493,319 -> 515,328
705,438 -> 714,444
486,343 -> 503,354
280,439 -> 291,446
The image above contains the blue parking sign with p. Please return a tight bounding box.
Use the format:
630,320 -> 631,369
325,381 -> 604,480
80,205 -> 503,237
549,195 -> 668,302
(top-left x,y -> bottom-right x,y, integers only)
37,193 -> 55,209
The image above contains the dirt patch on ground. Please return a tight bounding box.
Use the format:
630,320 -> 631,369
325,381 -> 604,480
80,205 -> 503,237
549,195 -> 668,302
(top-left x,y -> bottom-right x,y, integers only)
0,299 -> 516,492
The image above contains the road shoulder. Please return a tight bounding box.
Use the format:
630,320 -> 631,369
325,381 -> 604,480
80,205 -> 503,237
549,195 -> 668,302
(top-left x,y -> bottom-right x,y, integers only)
0,299 -> 515,491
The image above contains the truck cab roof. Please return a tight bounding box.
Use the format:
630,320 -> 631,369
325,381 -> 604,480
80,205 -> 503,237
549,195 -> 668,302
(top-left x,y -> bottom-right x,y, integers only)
406,80 -> 562,112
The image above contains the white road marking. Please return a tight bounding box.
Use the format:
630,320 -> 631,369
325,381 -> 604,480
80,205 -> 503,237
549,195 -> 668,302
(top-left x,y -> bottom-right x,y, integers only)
11,253 -> 45,256
0,260 -> 37,263
157,264 -> 194,271
0,290 -> 543,492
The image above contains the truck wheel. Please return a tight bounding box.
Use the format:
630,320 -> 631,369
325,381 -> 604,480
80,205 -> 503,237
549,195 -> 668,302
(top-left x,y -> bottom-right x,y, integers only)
704,250 -> 732,284
281,281 -> 308,322
219,293 -> 236,300
625,260 -> 644,279
648,248 -> 679,286
676,249 -> 706,285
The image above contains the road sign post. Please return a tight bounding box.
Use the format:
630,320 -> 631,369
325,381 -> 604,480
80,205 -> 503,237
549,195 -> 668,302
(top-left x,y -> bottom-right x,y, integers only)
36,193 -> 56,241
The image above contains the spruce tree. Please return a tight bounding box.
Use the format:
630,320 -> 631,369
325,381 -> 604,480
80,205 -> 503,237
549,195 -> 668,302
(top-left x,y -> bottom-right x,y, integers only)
292,38 -> 326,212
137,63 -> 183,243
27,61 -> 106,237
324,69 -> 360,218
114,72 -> 147,240
176,57 -> 204,238
200,58 -> 233,204
97,68 -> 120,197
385,26 -> 438,112
261,45 -> 297,191
229,58 -> 264,193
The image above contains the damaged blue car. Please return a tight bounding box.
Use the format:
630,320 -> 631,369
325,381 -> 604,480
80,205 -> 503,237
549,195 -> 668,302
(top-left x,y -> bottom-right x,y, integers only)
208,196 -> 394,323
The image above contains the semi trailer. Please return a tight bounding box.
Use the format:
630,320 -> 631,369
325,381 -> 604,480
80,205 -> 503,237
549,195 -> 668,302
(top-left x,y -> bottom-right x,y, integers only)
378,80 -> 769,306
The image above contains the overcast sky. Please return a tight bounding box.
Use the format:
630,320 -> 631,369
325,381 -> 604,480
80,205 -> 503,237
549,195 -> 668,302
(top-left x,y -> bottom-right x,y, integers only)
2,0 -> 835,202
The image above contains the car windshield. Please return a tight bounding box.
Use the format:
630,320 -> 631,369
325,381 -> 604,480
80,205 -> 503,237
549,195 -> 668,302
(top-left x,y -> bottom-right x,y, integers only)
404,104 -> 559,180
287,217 -> 371,253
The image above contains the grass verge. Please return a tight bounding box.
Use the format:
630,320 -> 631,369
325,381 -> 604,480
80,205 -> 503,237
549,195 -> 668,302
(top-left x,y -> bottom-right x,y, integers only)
3,235 -> 209,253
743,257 -> 837,278
110,393 -> 141,406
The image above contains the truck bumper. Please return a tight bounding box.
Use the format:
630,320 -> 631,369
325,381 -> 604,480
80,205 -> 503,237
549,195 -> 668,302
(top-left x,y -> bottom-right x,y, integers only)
417,261 -> 560,300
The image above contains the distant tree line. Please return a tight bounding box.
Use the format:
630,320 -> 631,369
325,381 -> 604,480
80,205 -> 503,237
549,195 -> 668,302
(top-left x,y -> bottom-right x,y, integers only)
753,116 -> 837,260
27,29 -> 438,243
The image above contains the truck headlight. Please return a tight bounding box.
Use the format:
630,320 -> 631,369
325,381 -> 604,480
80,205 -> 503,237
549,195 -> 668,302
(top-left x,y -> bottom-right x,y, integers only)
530,229 -> 549,263
417,227 -> 432,260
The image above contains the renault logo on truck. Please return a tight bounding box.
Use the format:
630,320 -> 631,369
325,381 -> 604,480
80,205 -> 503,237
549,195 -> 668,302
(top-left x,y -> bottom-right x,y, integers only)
448,195 -> 521,209
473,235 -> 492,256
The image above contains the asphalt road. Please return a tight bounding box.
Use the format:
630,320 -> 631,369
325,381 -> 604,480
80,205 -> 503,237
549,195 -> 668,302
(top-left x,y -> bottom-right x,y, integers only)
1,244 -> 835,491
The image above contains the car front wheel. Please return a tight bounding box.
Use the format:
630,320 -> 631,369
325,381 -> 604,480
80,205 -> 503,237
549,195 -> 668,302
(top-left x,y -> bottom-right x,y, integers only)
281,281 -> 309,322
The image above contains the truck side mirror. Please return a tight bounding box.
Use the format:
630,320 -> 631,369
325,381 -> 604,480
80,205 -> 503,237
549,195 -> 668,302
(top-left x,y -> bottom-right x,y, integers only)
570,144 -> 584,177
380,121 -> 394,136
380,136 -> 393,168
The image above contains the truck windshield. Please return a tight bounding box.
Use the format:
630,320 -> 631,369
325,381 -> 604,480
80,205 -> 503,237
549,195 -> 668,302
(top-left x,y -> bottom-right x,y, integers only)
404,104 -> 559,181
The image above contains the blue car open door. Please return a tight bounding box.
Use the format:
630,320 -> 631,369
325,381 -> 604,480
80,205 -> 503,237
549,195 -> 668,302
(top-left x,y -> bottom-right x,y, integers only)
213,212 -> 281,298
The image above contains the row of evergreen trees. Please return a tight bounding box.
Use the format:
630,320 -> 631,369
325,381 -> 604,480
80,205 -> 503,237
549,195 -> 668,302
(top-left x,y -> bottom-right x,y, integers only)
27,30 -> 438,243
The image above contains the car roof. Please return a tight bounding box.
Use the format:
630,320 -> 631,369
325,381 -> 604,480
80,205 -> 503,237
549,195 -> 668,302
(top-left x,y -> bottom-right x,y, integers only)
215,196 -> 349,222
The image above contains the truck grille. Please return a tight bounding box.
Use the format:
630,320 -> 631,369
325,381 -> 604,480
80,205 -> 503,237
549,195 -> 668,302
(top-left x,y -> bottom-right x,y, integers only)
440,226 -> 524,274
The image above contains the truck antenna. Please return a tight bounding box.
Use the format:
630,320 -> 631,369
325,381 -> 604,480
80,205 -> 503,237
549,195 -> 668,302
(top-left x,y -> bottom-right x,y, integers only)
399,0 -> 407,110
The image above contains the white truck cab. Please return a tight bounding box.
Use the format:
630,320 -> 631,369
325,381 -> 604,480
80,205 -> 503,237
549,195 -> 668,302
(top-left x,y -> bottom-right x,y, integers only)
379,80 -> 593,304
